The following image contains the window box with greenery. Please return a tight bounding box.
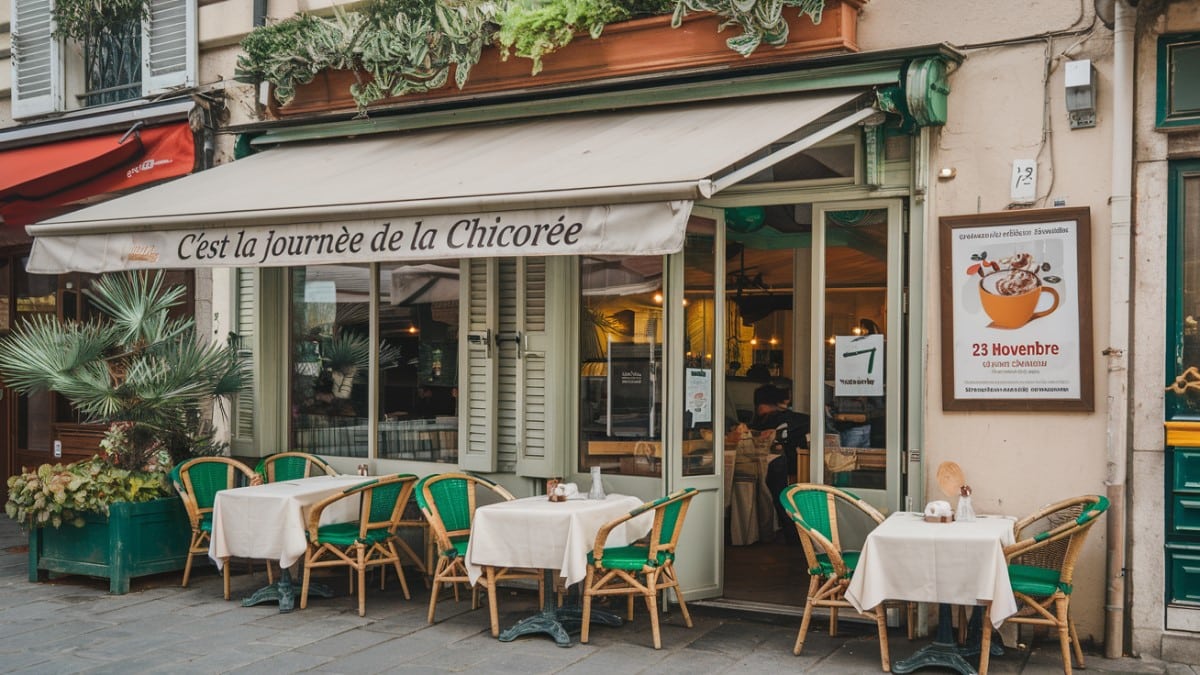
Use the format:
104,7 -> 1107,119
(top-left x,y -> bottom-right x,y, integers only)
10,0 -> 197,118
0,272 -> 244,593
236,0 -> 863,118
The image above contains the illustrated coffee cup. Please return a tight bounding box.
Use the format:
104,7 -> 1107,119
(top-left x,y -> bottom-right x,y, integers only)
978,269 -> 1059,328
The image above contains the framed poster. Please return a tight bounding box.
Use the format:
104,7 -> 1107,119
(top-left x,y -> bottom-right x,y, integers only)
940,207 -> 1093,411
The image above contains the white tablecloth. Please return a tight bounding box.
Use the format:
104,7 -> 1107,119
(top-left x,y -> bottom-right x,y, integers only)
465,494 -> 652,587
208,475 -> 367,570
845,512 -> 1018,628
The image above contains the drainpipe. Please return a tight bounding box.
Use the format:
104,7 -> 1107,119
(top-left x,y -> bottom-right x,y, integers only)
1104,0 -> 1134,659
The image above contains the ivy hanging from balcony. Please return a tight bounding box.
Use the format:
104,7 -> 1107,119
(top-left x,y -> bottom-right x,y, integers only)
235,0 -> 829,113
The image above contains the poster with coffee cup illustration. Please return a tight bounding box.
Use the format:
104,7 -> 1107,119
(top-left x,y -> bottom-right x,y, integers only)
940,207 -> 1094,411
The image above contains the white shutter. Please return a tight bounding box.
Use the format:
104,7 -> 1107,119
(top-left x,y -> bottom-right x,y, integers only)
11,0 -> 63,118
496,259 -> 519,473
516,258 -> 560,477
230,269 -> 256,453
141,0 -> 196,94
459,258 -> 498,472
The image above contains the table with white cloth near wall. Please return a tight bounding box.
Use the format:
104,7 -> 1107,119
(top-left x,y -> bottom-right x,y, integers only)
465,493 -> 652,647
844,511 -> 1018,675
208,474 -> 368,612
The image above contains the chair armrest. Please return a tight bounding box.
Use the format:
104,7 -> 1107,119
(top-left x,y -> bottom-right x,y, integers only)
306,489 -> 355,539
590,509 -> 641,564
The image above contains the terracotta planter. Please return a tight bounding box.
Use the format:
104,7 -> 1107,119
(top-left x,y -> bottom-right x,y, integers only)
271,1 -> 864,118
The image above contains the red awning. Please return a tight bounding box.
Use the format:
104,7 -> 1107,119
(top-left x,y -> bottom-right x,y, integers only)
0,122 -> 195,228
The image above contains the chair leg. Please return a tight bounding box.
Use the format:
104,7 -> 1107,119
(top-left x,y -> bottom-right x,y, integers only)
829,606 -> 839,636
978,603 -> 992,675
300,555 -> 313,610
581,568 -> 595,644
794,576 -> 820,655
485,567 -> 501,638
182,550 -> 195,587
427,558 -> 447,624
1056,598 -> 1073,675
627,595 -> 635,621
873,606 -> 892,672
388,542 -> 411,600
223,560 -> 232,601
645,573 -> 662,650
666,567 -> 693,628
1068,615 -> 1085,668
357,545 -> 368,617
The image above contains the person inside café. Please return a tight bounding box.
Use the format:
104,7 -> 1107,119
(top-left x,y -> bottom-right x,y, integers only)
750,384 -> 809,543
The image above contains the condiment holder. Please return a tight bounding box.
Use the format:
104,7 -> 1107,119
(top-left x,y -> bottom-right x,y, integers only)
923,499 -> 955,523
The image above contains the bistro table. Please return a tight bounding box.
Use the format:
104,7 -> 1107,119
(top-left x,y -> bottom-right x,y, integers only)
845,511 -> 1018,675
208,474 -> 368,612
465,493 -> 652,647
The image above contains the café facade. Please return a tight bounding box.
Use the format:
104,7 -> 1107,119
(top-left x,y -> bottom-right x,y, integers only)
10,0 -> 1191,660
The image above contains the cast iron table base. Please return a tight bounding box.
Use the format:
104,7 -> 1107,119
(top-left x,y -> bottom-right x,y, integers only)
497,569 -> 623,647
892,604 -> 1003,675
241,567 -> 333,613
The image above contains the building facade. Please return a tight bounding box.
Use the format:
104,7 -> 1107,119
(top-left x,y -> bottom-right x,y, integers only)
5,0 -> 1197,661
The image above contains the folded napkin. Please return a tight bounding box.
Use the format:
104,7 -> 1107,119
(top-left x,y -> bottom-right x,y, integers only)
924,500 -> 953,519
553,483 -> 580,498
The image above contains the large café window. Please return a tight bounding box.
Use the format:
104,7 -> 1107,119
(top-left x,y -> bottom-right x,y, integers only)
579,255 -> 665,477
289,263 -> 460,462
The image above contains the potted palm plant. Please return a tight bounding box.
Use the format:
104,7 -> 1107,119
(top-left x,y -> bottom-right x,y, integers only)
0,272 -> 245,593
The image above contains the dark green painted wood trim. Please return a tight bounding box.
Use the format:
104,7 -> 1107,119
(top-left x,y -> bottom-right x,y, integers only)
248,44 -> 963,147
1158,33 -> 1200,129
1167,160 -> 1200,420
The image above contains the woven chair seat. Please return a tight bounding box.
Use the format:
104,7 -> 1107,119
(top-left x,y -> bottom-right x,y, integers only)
1009,563 -> 1071,596
810,551 -> 860,578
587,544 -> 674,570
312,521 -> 393,547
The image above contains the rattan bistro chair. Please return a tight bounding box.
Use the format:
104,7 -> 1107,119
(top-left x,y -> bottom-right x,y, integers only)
580,488 -> 697,649
1001,495 -> 1109,675
255,451 -> 338,483
170,456 -> 262,600
415,472 -> 544,637
300,473 -> 418,616
780,483 -> 892,672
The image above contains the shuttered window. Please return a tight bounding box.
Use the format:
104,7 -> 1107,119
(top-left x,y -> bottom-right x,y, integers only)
460,257 -> 559,477
10,0 -> 196,119
11,0 -> 62,118
230,268 -> 256,451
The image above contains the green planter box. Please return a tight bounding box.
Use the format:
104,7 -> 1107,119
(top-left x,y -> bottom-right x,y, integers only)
27,496 -> 191,594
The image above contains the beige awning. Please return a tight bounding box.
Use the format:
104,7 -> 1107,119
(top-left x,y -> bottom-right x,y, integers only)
27,90 -> 874,273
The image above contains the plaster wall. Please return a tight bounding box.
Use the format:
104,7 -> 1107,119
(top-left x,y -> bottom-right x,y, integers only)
889,11 -> 1116,642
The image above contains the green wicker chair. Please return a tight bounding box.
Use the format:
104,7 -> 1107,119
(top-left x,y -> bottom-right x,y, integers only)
1001,494 -> 1109,675
415,472 -> 543,637
300,473 -> 419,616
170,456 -> 260,600
780,483 -> 891,672
255,451 -> 338,483
581,487 -> 697,649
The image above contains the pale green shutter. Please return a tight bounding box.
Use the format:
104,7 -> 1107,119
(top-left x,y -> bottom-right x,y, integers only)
496,259 -> 519,472
516,258 -> 560,477
11,0 -> 62,118
230,269 -> 256,453
142,0 -> 196,93
460,258 -> 498,472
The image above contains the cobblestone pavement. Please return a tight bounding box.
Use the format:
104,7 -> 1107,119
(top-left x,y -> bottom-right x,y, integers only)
0,516 -> 1193,675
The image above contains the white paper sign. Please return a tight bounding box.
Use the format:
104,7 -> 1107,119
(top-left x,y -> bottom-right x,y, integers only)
685,369 -> 712,425
835,334 -> 884,397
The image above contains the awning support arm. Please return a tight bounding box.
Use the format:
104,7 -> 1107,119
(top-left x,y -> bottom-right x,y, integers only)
710,106 -> 881,195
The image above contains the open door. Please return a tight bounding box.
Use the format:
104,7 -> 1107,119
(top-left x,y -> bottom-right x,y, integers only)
665,207 -> 725,600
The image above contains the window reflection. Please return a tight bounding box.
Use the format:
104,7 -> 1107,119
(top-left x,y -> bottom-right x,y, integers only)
378,262 -> 459,463
579,255 -> 664,477
290,265 -> 372,459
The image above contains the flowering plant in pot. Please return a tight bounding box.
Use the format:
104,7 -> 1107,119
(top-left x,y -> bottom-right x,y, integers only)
0,271 -> 244,530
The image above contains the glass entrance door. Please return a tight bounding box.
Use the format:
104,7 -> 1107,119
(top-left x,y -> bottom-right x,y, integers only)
809,201 -> 905,510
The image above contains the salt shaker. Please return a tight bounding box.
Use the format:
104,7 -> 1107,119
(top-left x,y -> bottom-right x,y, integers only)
956,484 -> 976,522
587,466 -> 606,500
